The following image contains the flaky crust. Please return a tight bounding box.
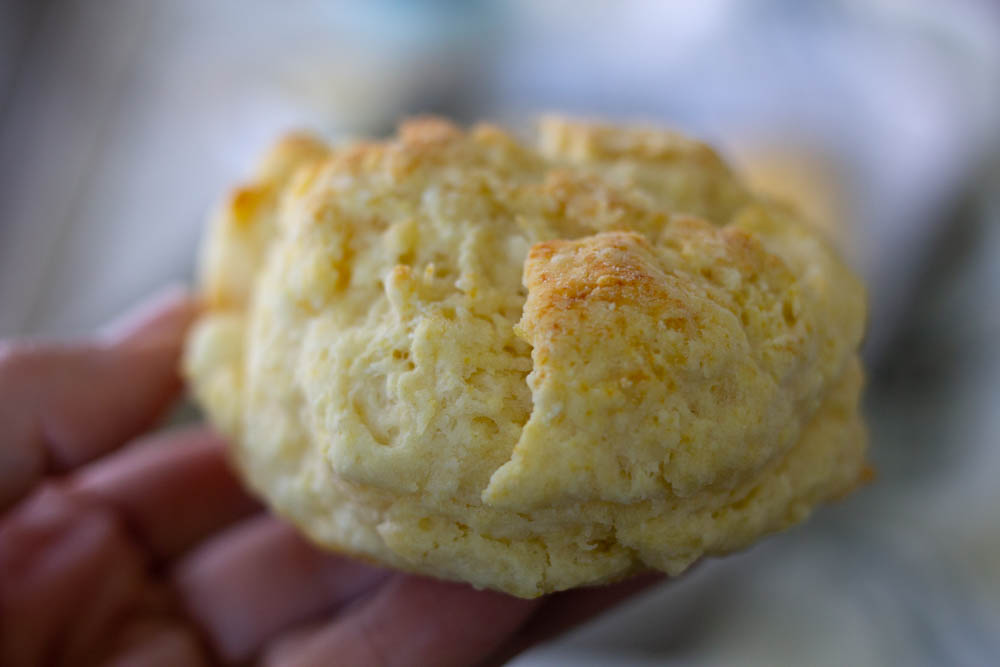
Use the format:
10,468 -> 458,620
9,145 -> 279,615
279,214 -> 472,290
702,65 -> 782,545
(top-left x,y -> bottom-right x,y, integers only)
184,117 -> 868,597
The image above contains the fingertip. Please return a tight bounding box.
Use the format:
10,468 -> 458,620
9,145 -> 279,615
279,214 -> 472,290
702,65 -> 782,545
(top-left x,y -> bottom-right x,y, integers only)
482,572 -> 667,666
101,285 -> 201,348
0,289 -> 205,508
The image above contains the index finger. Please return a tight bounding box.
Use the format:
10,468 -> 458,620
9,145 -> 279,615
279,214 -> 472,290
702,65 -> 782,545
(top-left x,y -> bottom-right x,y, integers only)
0,288 -> 199,509
263,576 -> 541,667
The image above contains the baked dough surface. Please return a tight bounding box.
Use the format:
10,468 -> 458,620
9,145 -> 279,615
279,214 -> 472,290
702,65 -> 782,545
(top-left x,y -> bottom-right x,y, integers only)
185,117 -> 868,597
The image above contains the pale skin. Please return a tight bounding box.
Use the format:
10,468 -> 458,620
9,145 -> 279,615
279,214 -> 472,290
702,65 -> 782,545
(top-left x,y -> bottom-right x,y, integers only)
0,289 -> 661,666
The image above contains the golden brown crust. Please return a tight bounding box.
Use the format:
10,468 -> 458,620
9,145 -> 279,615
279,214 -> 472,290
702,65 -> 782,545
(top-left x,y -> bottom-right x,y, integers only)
200,132 -> 332,309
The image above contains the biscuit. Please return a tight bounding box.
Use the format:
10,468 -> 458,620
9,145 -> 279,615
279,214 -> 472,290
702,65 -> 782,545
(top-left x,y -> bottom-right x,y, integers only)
184,117 -> 868,598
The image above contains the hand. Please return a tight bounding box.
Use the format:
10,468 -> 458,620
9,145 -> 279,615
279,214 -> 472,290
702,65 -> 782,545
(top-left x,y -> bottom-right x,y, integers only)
0,289 -> 660,666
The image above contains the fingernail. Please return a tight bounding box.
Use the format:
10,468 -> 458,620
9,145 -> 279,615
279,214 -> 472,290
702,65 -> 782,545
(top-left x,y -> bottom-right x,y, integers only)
100,285 -> 200,346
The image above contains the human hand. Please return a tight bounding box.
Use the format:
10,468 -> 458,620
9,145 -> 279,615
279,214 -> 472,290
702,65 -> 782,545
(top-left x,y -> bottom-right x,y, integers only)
0,289 -> 660,666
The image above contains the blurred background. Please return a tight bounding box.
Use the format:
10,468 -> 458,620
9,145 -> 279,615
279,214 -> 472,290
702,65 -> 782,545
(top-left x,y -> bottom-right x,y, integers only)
1,0 -> 998,664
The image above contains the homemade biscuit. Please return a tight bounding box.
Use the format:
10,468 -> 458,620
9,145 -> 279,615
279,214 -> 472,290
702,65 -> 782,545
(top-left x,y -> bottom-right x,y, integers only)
185,117 -> 868,598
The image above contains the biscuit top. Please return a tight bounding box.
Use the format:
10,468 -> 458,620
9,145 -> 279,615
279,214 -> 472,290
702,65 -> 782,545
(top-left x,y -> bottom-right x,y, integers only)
189,116 -> 865,515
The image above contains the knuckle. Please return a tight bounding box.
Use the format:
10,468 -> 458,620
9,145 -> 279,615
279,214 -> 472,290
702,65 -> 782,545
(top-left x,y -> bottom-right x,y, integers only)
0,484 -> 134,572
0,484 -> 147,665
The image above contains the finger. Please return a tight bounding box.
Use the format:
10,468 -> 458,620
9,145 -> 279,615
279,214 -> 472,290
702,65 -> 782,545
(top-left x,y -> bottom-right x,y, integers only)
98,284 -> 198,345
263,575 -> 541,667
0,287 -> 198,509
0,486 -> 148,666
173,516 -> 390,663
101,618 -> 209,667
484,573 -> 665,666
68,427 -> 261,560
